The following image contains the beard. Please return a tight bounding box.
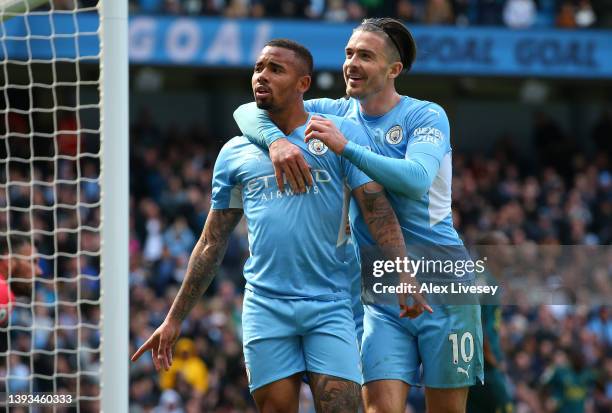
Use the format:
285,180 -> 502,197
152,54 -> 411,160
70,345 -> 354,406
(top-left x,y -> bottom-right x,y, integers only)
254,91 -> 275,111
345,76 -> 370,99
255,99 -> 274,111
346,78 -> 385,101
346,86 -> 366,99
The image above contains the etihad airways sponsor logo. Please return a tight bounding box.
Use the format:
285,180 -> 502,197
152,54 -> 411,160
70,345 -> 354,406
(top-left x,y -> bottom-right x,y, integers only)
245,169 -> 333,201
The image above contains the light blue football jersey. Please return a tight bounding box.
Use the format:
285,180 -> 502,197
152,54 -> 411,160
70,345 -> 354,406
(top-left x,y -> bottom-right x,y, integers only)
211,113 -> 372,300
302,97 -> 461,248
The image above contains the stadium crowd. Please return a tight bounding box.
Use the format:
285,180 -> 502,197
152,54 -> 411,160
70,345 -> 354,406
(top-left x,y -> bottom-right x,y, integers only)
125,0 -> 612,29
126,107 -> 611,412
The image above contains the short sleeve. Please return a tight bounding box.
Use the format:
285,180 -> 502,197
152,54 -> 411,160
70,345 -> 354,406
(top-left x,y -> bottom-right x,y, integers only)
211,141 -> 243,210
338,119 -> 373,190
406,103 -> 450,164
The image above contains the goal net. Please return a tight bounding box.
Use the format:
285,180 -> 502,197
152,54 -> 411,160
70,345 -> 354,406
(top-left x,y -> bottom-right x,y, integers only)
0,0 -> 127,410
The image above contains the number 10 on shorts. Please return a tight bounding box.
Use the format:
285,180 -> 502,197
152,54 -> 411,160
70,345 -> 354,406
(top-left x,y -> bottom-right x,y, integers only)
448,332 -> 474,364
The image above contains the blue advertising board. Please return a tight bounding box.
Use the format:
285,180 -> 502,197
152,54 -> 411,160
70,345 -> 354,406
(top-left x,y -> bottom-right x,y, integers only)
2,13 -> 611,78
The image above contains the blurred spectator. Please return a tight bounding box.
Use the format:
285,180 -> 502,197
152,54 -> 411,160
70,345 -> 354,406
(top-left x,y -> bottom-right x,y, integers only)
425,0 -> 455,24
7,354 -> 30,392
588,307 -> 612,346
541,348 -> 598,413
396,0 -> 417,22
324,0 -> 349,21
160,338 -> 209,394
155,389 -> 185,413
557,0 -> 577,28
575,0 -> 597,27
56,110 -> 82,157
503,0 -> 536,28
225,0 -> 249,17
142,199 -> 164,262
352,0 -> 396,17
164,217 -> 195,259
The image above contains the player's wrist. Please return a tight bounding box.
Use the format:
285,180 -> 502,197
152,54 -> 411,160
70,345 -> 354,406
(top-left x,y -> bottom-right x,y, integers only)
164,314 -> 183,326
337,135 -> 349,153
266,135 -> 286,148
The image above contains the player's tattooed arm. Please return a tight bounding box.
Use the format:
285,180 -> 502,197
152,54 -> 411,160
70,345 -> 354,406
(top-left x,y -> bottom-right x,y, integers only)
166,209 -> 243,323
353,182 -> 406,258
131,209 -> 243,370
353,182 -> 433,317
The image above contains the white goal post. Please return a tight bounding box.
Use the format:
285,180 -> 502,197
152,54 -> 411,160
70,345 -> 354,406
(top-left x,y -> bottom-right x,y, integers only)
100,0 -> 128,410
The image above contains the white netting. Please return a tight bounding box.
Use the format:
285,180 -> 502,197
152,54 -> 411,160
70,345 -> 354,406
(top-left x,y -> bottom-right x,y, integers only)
0,0 -> 102,410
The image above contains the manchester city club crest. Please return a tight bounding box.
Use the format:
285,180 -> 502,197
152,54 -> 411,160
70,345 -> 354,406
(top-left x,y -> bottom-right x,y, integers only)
307,139 -> 329,155
385,125 -> 403,145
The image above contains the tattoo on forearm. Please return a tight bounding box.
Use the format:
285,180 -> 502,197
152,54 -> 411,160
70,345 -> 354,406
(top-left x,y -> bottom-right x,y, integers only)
309,373 -> 360,413
167,209 -> 243,323
358,184 -> 406,258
